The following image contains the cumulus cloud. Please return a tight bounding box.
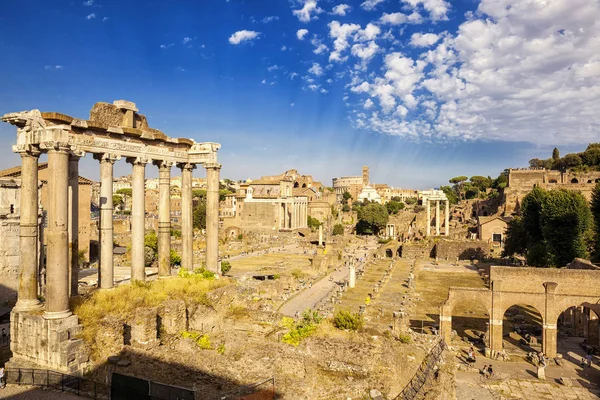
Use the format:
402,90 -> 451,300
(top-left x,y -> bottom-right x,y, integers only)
182,37 -> 192,44
228,30 -> 260,44
361,0 -> 386,11
86,13 -> 96,19
379,12 -> 407,25
400,0 -> 450,21
160,43 -> 174,49
351,41 -> 379,62
281,45 -> 287,51
293,0 -> 323,23
410,32 -> 440,47
308,62 -> 324,76
83,0 -> 94,5
297,29 -> 309,40
328,20 -> 360,62
44,65 -> 63,70
332,4 -> 351,16
350,0 -> 600,145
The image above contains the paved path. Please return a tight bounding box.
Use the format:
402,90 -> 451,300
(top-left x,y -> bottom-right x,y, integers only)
0,385 -> 83,399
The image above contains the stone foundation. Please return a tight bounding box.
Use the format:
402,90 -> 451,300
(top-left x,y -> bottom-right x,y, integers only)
9,310 -> 89,375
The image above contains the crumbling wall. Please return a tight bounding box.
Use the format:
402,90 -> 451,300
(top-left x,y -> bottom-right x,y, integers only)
401,242 -> 433,259
566,258 -> 600,270
434,240 -> 489,261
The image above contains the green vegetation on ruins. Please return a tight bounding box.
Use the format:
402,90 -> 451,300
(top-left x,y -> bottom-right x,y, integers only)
529,144 -> 600,172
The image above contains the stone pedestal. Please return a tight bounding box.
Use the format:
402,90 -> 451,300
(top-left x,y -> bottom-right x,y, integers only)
9,310 -> 89,375
537,366 -> 546,380
131,307 -> 159,350
159,300 -> 187,335
205,163 -> 221,273
349,265 -> 356,288
318,224 -> 323,247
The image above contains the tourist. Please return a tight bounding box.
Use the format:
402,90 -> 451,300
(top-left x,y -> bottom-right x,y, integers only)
586,354 -> 593,367
481,365 -> 488,377
487,365 -> 493,378
0,366 -> 4,389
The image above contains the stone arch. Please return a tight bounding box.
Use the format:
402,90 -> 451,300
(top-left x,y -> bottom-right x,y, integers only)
440,288 -> 492,345
588,180 -> 593,184
500,303 -> 544,355
302,183 -> 307,188
571,178 -> 579,184
294,182 -> 299,188
552,298 -> 600,354
548,179 -> 558,183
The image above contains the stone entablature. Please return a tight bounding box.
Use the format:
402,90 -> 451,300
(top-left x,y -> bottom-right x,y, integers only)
419,190 -> 449,237
440,266 -> 600,358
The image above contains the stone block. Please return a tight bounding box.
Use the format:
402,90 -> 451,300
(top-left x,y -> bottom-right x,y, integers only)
159,299 -> 187,335
131,307 -> 159,350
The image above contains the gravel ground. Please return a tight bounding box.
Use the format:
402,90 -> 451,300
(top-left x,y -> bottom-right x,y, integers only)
0,385 -> 84,399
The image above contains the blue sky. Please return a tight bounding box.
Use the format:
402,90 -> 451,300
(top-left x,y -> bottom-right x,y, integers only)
1,0 -> 598,189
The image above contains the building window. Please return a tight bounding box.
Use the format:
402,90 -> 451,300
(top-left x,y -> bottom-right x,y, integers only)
492,233 -> 502,242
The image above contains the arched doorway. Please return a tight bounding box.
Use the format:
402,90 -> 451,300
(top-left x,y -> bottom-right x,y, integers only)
502,304 -> 544,356
557,304 -> 600,360
385,248 -> 393,258
448,300 -> 490,347
571,178 -> 579,183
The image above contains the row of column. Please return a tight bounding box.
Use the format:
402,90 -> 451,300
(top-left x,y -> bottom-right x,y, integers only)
425,199 -> 449,236
281,200 -> 306,230
14,143 -> 221,321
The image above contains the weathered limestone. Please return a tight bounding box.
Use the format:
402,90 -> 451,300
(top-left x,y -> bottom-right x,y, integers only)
44,143 -> 72,319
205,163 -> 221,273
180,163 -> 195,271
155,161 -> 172,277
445,200 -> 449,236
159,300 -> 187,335
68,151 -> 83,296
14,147 -> 42,311
128,157 -> 148,281
96,153 -> 119,289
435,200 -> 440,236
426,201 -> 431,237
131,307 -> 160,350
318,224 -> 324,247
349,264 -> 356,288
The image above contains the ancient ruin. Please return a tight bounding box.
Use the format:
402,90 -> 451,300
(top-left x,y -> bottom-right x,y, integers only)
1,100 -> 221,373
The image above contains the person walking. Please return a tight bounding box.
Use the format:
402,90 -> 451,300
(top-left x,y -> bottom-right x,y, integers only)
0,366 -> 5,389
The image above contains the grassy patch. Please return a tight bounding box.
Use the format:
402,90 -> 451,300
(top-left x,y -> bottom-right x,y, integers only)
281,309 -> 323,346
332,310 -> 364,331
181,331 -> 212,349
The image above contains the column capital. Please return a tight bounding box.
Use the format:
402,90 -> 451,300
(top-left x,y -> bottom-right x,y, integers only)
153,160 -> 174,170
69,147 -> 86,160
126,156 -> 150,166
93,152 -> 120,164
40,141 -> 71,153
13,144 -> 41,157
205,162 -> 222,171
177,162 -> 197,171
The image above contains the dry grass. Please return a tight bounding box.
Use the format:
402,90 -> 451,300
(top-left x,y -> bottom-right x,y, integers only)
228,253 -> 312,276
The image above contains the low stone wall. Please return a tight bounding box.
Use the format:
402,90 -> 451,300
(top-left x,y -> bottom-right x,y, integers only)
401,242 -> 433,259
434,240 -> 489,261
567,258 -> 600,270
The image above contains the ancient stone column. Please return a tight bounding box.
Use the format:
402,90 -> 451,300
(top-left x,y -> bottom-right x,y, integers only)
543,282 -> 558,358
435,200 -> 440,236
205,163 -> 221,273
283,202 -> 289,229
426,199 -> 431,236
445,200 -> 450,236
318,224 -> 323,247
489,319 -> 503,353
349,264 -> 356,288
155,160 -> 173,277
14,146 -> 42,311
180,163 -> 195,271
68,151 -> 84,297
128,157 -> 148,282
95,153 -> 118,289
44,142 -> 72,319
439,315 -> 452,344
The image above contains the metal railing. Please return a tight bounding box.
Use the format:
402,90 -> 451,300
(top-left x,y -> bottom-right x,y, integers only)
394,339 -> 447,400
4,368 -> 110,399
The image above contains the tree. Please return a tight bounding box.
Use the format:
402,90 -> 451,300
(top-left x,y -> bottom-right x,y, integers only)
221,260 -> 232,275
144,231 -> 158,252
192,189 -> 207,199
342,191 -> 352,202
502,217 -> 527,257
552,147 -> 560,160
404,197 -> 417,205
113,195 -> 124,212
219,189 -> 232,202
440,186 -> 458,204
470,176 -> 492,191
386,200 -> 404,214
449,176 -> 468,200
307,216 -> 321,230
449,176 -> 468,185
170,249 -> 181,266
356,203 -> 389,235
342,204 -> 350,212
591,183 -> 600,259
391,196 -> 402,202
332,224 -> 344,235
193,202 -> 207,230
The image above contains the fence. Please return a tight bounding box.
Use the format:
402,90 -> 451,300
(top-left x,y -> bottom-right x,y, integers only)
4,368 -> 110,399
394,339 -> 447,400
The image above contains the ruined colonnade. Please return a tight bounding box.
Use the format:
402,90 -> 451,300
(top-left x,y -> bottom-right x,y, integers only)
421,190 -> 449,237
3,101 -> 221,320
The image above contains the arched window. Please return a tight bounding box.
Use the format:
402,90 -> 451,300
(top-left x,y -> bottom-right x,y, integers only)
571,178 -> 579,184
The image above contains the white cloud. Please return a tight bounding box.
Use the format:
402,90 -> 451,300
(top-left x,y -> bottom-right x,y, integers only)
332,4 -> 351,16
355,23 -> 381,41
281,45 -> 287,51
361,0 -> 385,11
350,0 -> 600,145
410,32 -> 441,47
44,65 -> 63,70
400,0 -> 450,21
86,13 -> 96,19
83,0 -> 94,5
182,37 -> 192,44
328,20 -> 361,62
320,88 -> 328,93
297,29 -> 309,40
102,17 -> 108,21
228,30 -> 260,45
160,43 -> 174,49
176,67 -> 186,72
307,84 -> 320,91
293,0 -> 323,23
261,16 -> 279,23
290,103 -> 295,107
379,12 -> 406,25
351,41 -> 379,61
308,62 -> 324,76
267,65 -> 280,71
289,72 -> 299,79
364,99 -> 374,109
314,44 -> 328,54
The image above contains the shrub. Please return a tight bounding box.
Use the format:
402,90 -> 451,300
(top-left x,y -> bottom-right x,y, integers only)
144,246 -> 155,267
237,233 -> 243,240
217,344 -> 226,355
378,238 -> 391,244
181,331 -> 212,349
307,216 -> 321,230
221,260 -> 232,275
333,310 -> 364,331
170,229 -> 182,238
342,204 -> 350,212
333,224 -> 344,236
291,269 -> 306,280
144,231 -> 158,252
170,249 -> 181,266
281,309 -> 323,346
397,333 -> 412,343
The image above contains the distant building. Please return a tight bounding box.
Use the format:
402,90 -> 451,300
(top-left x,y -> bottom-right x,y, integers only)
358,185 -> 382,204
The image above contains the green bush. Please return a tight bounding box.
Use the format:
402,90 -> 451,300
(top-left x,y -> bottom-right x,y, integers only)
332,224 -> 344,235
221,260 -> 232,275
333,310 -> 364,331
217,344 -> 226,354
397,333 -> 412,343
237,233 -> 243,240
144,231 -> 158,252
307,216 -> 322,230
170,229 -> 182,238
181,331 -> 212,349
170,249 -> 181,266
281,309 -> 323,346
342,204 -> 350,212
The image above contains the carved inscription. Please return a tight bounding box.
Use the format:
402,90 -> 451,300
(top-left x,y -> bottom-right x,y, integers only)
69,134 -> 188,159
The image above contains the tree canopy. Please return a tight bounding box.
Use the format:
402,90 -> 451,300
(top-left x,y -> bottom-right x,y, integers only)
356,203 -> 389,235
386,200 -> 404,214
